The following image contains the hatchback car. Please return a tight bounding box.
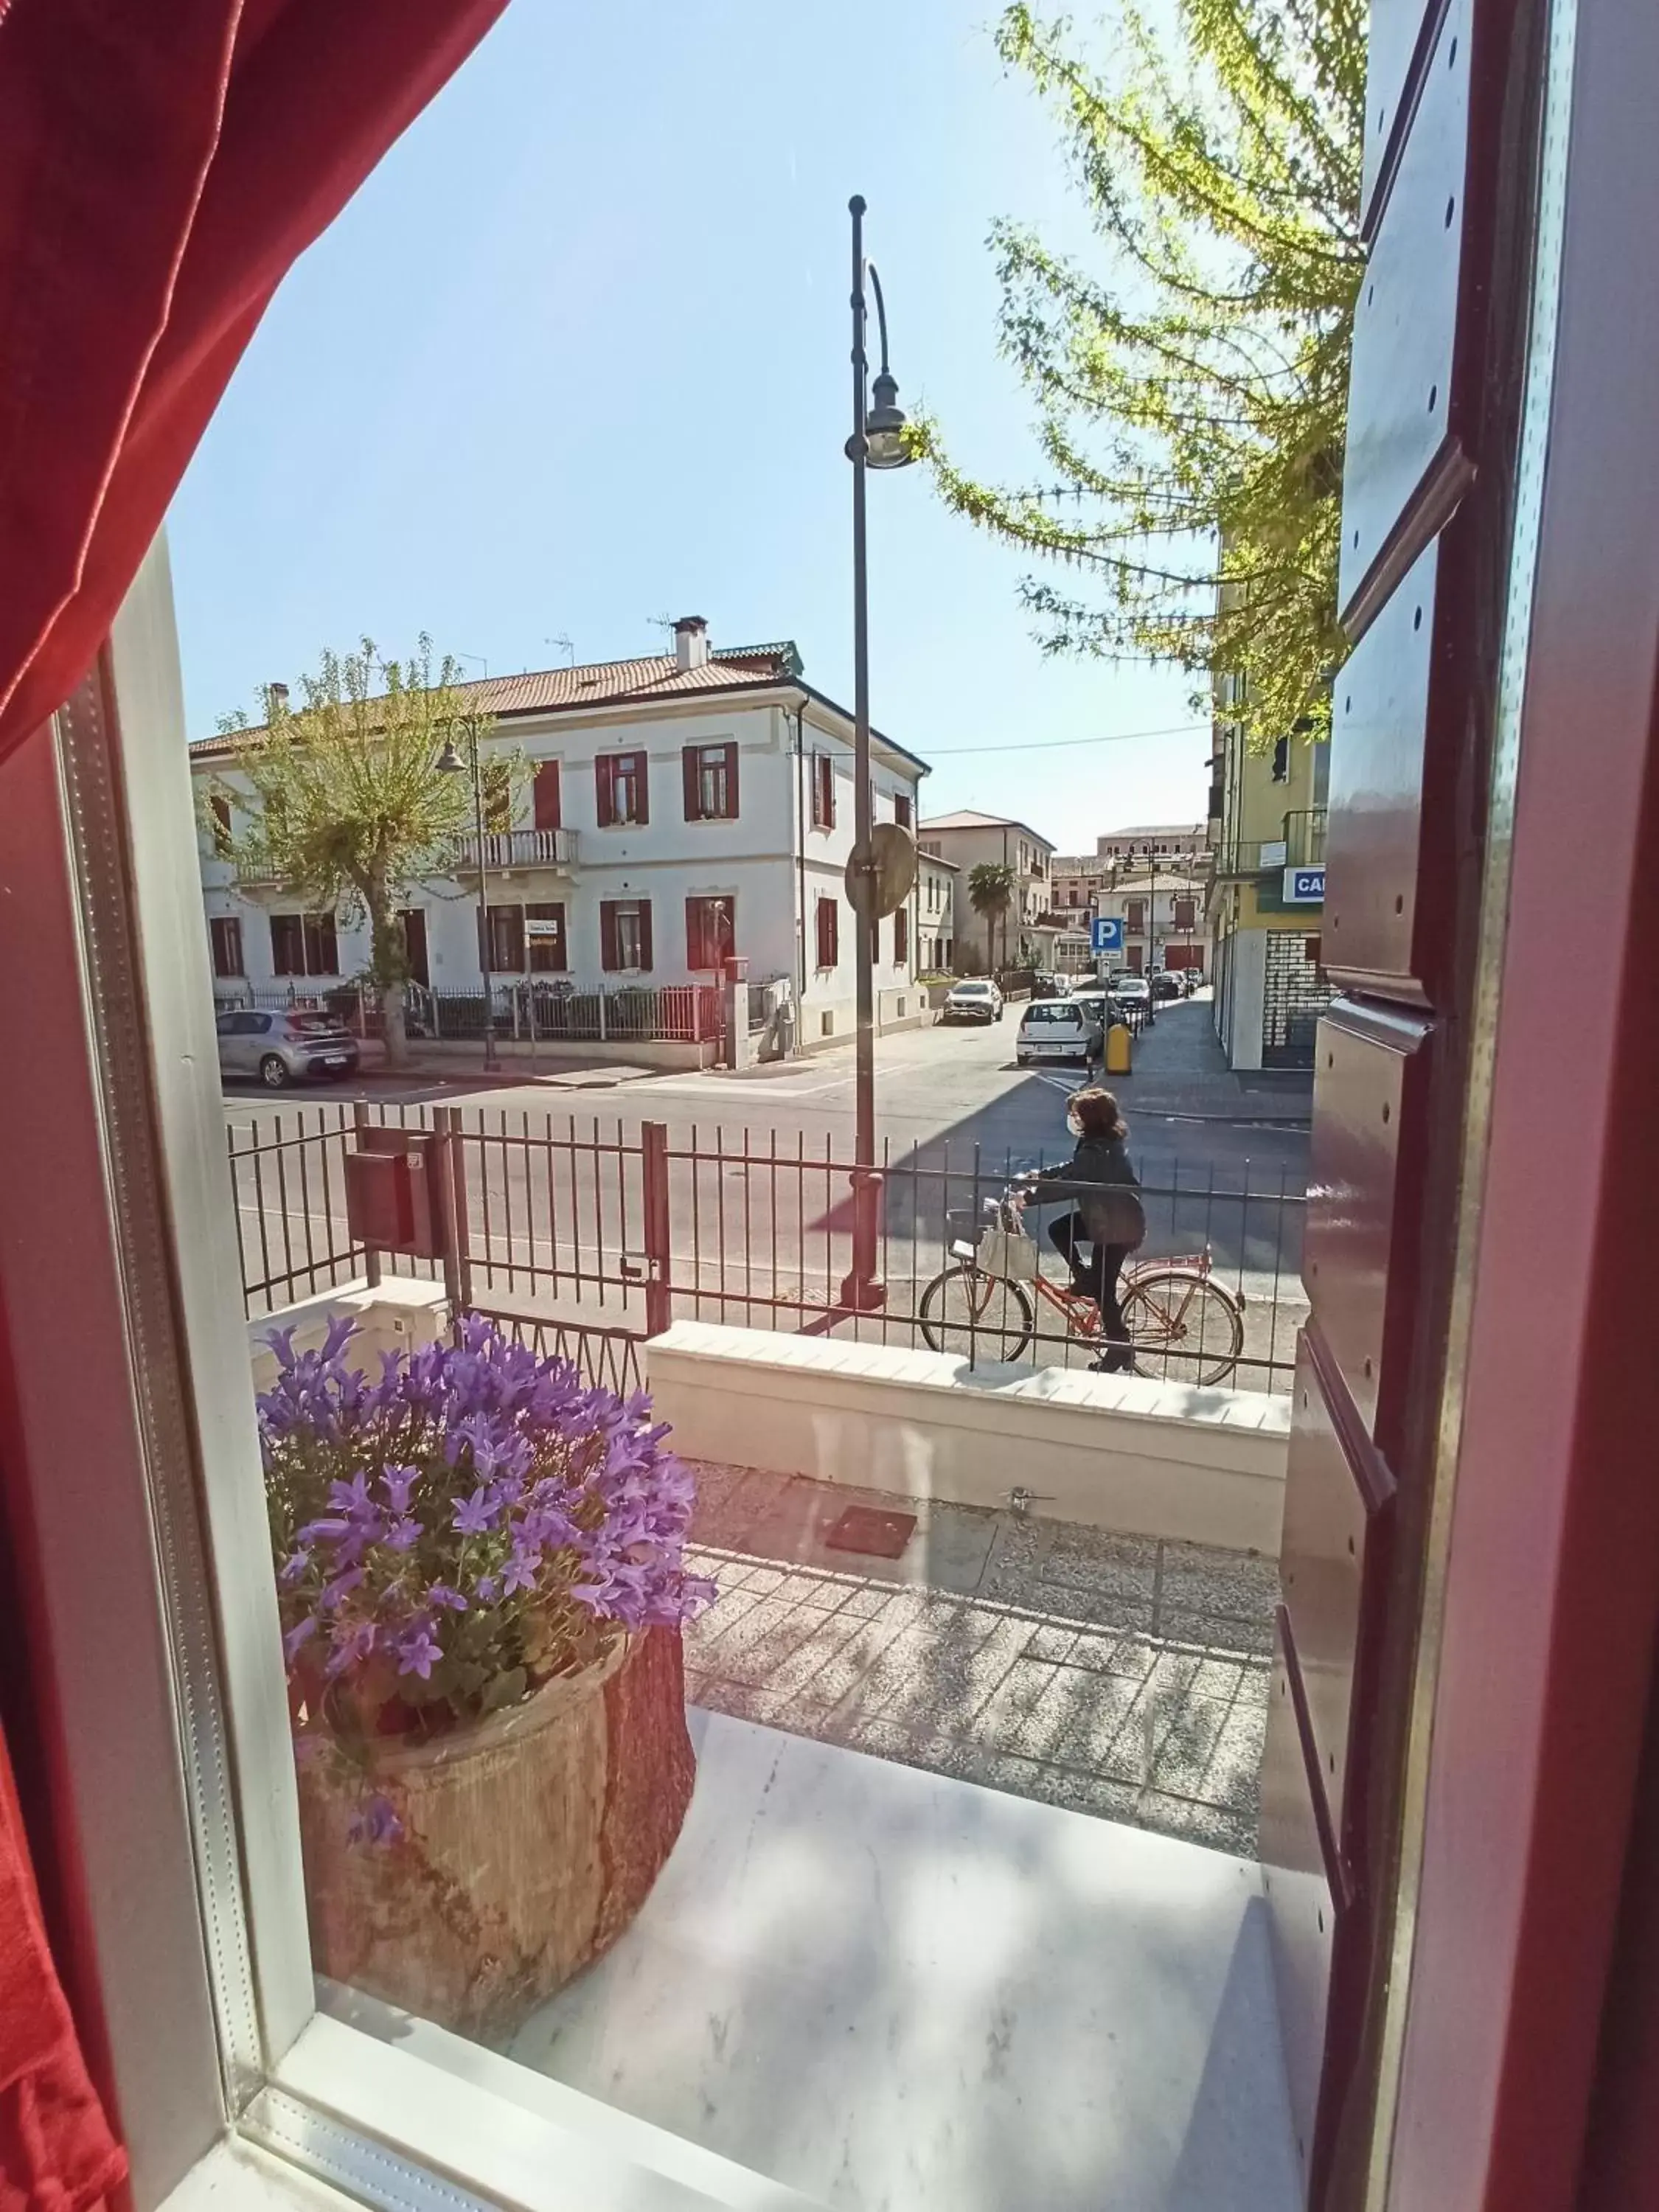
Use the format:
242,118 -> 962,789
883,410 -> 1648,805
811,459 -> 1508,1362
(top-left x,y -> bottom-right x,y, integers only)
216,1007 -> 360,1087
1111,975 -> 1152,1013
1015,997 -> 1103,1068
942,978 -> 1004,1024
1150,970 -> 1184,1001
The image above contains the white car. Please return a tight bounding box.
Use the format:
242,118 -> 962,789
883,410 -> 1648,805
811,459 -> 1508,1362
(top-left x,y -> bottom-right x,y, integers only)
1111,975 -> 1152,1012
1015,998 -> 1103,1067
942,978 -> 1004,1025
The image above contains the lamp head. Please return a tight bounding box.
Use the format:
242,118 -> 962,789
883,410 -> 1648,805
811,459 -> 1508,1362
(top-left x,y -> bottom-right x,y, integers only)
436,737 -> 465,774
863,367 -> 914,470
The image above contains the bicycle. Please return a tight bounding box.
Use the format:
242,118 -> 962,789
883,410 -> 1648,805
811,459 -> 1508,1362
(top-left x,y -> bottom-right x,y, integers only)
917,1185 -> 1246,1385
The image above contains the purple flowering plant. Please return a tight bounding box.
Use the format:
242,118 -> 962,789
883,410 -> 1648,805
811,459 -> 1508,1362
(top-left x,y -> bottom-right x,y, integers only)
259,1314 -> 715,1745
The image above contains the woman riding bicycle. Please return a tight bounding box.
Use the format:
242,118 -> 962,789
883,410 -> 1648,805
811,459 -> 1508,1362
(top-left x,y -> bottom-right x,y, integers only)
1020,1087 -> 1144,1372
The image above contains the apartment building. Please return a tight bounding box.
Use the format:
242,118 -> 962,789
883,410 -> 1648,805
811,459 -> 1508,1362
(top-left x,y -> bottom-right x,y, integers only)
192,619 -> 930,1048
1206,692 -> 1330,1068
1094,821 -> 1207,866
915,810 -> 1054,960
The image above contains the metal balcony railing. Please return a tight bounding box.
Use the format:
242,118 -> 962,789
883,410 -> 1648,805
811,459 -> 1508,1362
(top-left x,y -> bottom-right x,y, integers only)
448,827 -> 580,872
1208,807 -> 1326,880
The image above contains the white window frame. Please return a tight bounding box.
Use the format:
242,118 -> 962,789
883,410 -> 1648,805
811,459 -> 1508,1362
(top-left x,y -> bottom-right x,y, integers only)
12,540 -> 806,2212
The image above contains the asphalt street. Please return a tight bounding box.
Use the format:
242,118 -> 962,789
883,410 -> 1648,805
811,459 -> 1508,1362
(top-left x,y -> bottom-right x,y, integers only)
226,997 -> 1310,1389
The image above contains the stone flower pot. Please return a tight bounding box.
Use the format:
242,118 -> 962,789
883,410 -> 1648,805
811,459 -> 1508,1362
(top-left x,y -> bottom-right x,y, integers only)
295,1624 -> 695,2039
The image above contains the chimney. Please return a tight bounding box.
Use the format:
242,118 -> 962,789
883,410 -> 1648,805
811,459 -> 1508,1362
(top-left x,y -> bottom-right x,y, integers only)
673,616 -> 709,672
266,681 -> 290,717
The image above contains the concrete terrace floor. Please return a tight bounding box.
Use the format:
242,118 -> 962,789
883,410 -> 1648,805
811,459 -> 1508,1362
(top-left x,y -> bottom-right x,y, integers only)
684,1459 -> 1278,1857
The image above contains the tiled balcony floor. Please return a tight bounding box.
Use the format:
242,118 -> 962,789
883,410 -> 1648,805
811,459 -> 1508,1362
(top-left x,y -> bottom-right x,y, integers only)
684,1461 -> 1278,1857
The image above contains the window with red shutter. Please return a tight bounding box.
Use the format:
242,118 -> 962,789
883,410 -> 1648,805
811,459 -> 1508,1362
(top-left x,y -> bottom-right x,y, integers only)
810,751 -> 836,830
525,902 -> 566,972
480,904 -> 525,973
209,793 -> 232,854
1174,896 -> 1195,931
894,907 -> 908,965
681,742 -> 737,822
601,900 -> 651,972
209,916 -> 243,977
815,897 -> 839,968
894,793 -> 912,830
532,762 -> 562,831
596,755 -> 616,828
686,896 -> 735,971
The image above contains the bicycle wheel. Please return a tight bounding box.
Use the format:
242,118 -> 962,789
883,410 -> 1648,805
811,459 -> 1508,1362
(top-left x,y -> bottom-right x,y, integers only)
1120,1270 -> 1245,1386
917,1263 -> 1035,1361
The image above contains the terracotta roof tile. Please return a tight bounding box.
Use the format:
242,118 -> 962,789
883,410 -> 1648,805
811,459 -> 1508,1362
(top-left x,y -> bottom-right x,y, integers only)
188,642 -> 802,759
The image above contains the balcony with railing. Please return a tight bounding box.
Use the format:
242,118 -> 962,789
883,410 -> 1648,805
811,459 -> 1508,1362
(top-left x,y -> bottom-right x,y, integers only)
1210,806 -> 1326,880
448,825 -> 580,872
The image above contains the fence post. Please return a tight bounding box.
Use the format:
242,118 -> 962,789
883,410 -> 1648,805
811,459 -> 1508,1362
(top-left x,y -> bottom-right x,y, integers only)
641,1119 -> 673,1337
432,1105 -> 471,1323
597,990 -> 608,1043
351,1100 -> 382,1287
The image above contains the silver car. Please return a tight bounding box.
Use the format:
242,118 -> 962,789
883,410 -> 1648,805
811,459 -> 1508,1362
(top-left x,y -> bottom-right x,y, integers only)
216,1007 -> 360,1088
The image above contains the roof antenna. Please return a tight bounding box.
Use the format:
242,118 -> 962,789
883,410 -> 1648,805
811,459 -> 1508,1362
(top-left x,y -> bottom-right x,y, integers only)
543,634 -> 575,666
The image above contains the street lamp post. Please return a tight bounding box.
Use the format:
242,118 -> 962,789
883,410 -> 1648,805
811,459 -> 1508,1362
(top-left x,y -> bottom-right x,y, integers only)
840,193 -> 915,1312
437,714 -> 499,1073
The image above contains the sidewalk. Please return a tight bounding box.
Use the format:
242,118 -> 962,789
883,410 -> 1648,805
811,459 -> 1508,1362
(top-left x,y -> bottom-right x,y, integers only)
1117,995 -> 1312,1122
346,1048 -> 660,1093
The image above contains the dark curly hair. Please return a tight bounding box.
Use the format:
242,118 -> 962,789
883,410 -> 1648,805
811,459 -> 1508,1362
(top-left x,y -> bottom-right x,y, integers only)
1068,1087 -> 1128,1141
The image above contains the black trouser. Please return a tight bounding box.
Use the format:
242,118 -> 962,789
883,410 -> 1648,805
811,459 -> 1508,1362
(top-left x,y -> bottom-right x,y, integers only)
1048,1213 -> 1133,1367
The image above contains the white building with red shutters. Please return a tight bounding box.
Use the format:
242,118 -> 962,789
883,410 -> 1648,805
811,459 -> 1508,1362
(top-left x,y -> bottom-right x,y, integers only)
190,618 -> 931,1048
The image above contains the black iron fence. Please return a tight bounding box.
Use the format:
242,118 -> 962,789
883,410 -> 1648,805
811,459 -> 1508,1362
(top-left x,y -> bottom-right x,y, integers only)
231,1105 -> 1307,1392
213,978 -> 724,1047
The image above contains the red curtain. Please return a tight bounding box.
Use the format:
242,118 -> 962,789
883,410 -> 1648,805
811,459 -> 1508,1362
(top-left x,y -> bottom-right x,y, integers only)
0,0 -> 507,2191
0,0 -> 508,761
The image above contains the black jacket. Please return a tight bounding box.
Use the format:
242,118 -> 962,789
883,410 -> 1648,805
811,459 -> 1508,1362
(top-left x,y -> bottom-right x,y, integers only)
1029,1134 -> 1144,1247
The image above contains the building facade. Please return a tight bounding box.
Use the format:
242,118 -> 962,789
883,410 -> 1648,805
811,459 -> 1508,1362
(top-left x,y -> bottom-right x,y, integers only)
916,810 -> 1054,965
1094,821 -> 1207,867
912,848 -> 956,973
1092,869 -> 1213,978
1206,691 -> 1330,1068
191,622 -> 930,1049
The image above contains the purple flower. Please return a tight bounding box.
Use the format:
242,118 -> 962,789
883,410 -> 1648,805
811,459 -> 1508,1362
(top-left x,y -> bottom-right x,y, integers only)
499,1546 -> 540,1599
283,1616 -> 317,1664
425,1582 -> 468,1612
381,1464 -> 418,1514
279,1549 -> 311,1586
296,1515 -> 352,1547
383,1515 -> 422,1551
474,1574 -> 500,1604
327,1471 -> 376,1518
452,1486 -> 497,1537
321,1566 -> 365,1610
347,1795 -> 404,1847
324,1620 -> 378,1680
396,1623 -> 444,1680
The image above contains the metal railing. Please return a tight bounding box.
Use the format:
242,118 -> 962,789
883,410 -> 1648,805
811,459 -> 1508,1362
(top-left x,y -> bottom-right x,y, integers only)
1210,805 -> 1327,880
215,978 -> 723,1046
232,1107 -> 1307,1393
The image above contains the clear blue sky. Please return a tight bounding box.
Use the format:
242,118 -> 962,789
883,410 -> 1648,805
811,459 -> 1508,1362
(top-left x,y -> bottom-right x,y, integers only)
166,0 -> 1211,853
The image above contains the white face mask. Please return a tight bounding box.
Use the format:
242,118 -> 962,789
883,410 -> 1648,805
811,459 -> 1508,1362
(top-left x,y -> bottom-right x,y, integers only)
1067,1113 -> 1083,1139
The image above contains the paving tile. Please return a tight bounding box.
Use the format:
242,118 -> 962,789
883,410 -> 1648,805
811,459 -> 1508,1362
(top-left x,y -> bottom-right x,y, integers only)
835,1584 -> 900,1622
1199,1704 -> 1270,1812
972,1659 -> 1068,1758
1049,1672 -> 1148,1772
685,1594 -> 828,1687
771,1571 -> 850,1612
1060,1630 -> 1159,1681
1023,1624 -> 1078,1663
1157,1542 -> 1280,1624
1147,1694 -> 1235,1798
1156,1605 -> 1276,1658
1035,1585 -> 1157,1637
1041,1529 -> 1162,1599
1186,1658 -> 1247,1702
1235,1661 -> 1273,1708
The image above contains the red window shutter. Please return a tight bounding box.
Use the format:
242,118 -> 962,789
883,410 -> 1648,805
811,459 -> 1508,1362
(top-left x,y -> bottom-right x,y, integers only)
894,908 -> 908,964
533,762 -> 562,830
683,745 -> 702,821
824,756 -> 836,828
685,897 -> 704,969
633,753 -> 650,826
596,757 -> 615,828
600,901 -> 619,970
636,900 -> 653,971
817,898 -> 838,967
724,742 -> 740,819
894,793 -> 912,830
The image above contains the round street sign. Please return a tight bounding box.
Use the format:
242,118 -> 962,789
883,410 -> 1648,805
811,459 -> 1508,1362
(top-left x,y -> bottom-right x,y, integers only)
845,821 -> 918,919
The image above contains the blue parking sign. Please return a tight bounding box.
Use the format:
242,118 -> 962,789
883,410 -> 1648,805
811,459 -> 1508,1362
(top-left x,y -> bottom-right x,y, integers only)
1091,915 -> 1124,953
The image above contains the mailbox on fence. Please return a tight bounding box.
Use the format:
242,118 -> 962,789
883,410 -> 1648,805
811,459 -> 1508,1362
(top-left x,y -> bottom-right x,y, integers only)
344,1127 -> 453,1260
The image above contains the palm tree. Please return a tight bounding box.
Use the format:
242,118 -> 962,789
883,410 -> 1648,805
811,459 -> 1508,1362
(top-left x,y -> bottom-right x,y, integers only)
967,861 -> 1017,977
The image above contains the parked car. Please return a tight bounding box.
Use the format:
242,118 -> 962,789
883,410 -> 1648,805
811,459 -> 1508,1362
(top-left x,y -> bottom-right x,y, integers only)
1180,969 -> 1203,995
1015,997 -> 1103,1068
216,1007 -> 360,1088
1066,988 -> 1112,1032
1110,975 -> 1152,1014
1150,970 -> 1184,1001
941,978 -> 1004,1025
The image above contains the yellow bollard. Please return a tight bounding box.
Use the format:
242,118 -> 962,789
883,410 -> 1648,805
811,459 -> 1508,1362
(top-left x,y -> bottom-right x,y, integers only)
1105,1021 -> 1133,1077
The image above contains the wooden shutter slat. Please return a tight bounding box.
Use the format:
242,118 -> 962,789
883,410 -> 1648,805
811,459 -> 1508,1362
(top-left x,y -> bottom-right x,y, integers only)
637,900 -> 653,971
726,741 -> 739,821
596,757 -> 613,828
534,762 -> 562,830
633,751 -> 650,827
683,745 -> 701,821
600,901 -> 619,971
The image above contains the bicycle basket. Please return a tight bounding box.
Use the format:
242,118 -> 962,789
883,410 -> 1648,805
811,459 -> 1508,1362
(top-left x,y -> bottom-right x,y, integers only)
978,1226 -> 1040,1279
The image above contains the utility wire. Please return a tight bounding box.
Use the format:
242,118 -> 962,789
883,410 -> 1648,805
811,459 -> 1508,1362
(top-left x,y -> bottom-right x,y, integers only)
922,720 -> 1209,758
